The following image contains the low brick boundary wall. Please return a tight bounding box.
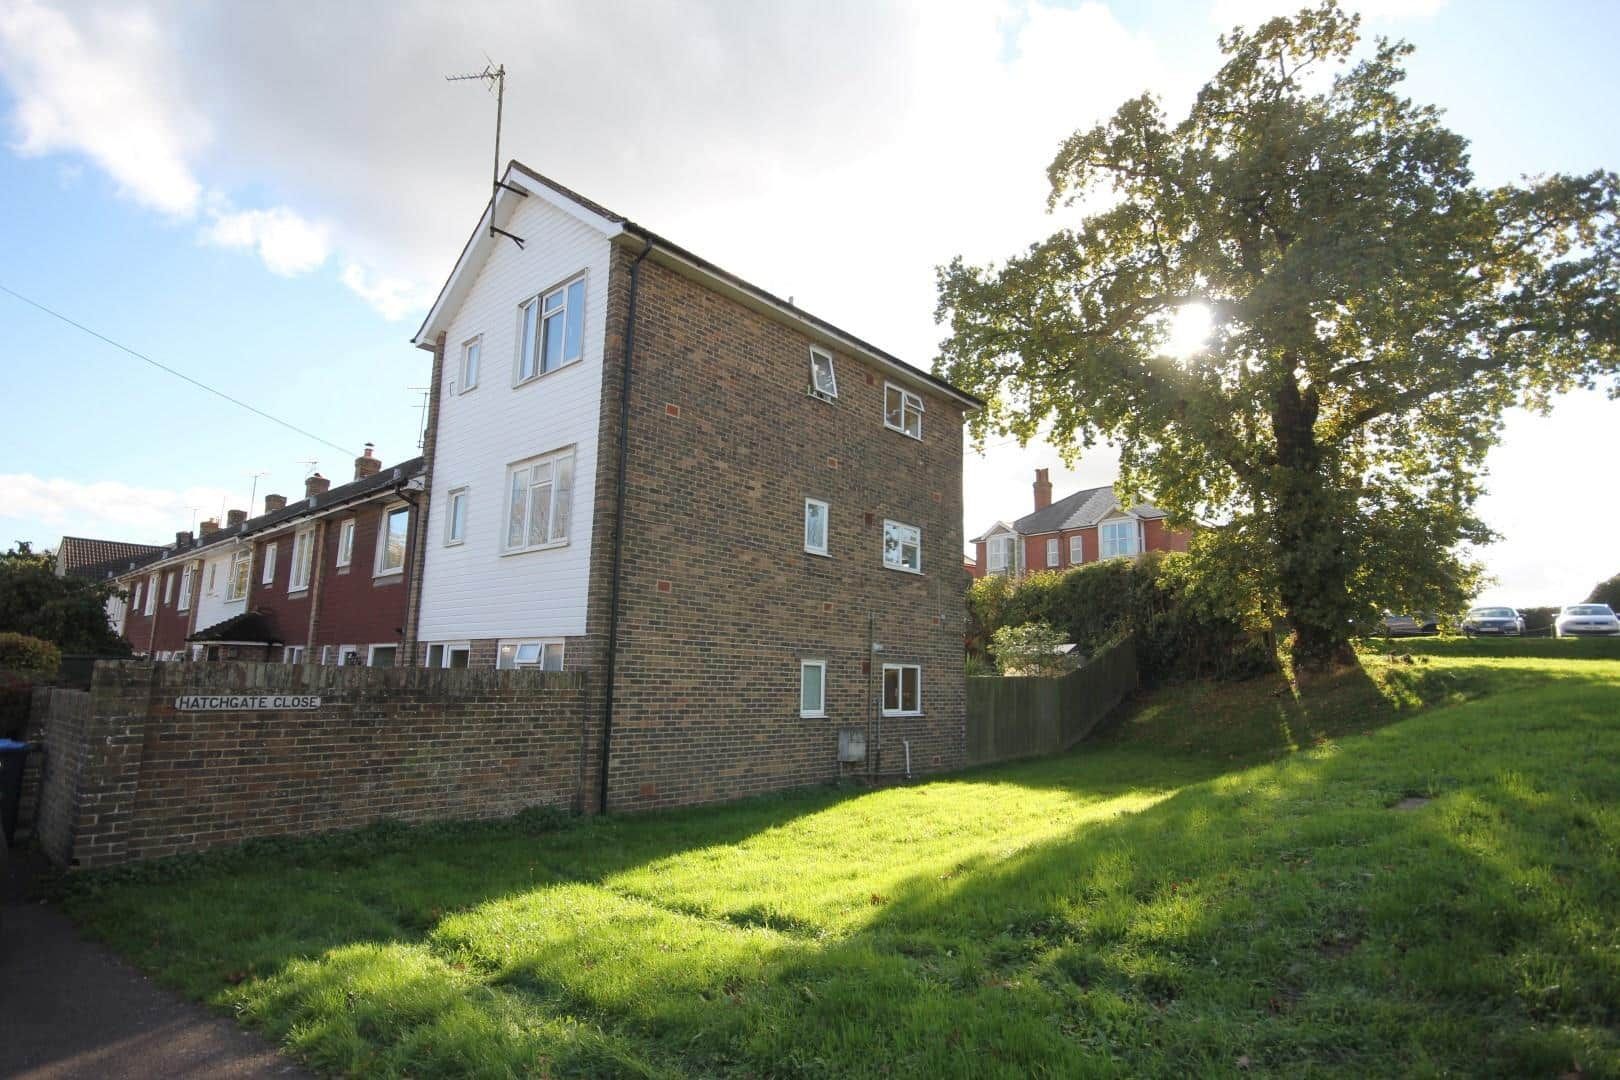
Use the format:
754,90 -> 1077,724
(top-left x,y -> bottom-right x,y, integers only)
35,661 -> 591,869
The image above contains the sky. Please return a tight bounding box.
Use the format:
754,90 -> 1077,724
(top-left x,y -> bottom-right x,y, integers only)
0,0 -> 1616,607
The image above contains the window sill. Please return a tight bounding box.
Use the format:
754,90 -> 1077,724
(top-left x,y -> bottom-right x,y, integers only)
884,564 -> 924,576
287,587 -> 310,597
804,547 -> 831,558
799,711 -> 827,720
374,567 -> 405,579
444,539 -> 465,548
808,388 -> 837,404
457,383 -> 478,396
502,539 -> 570,557
512,358 -> 583,390
881,711 -> 924,719
882,423 -> 923,442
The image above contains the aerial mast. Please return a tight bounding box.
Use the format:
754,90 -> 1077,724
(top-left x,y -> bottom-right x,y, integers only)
445,61 -> 526,248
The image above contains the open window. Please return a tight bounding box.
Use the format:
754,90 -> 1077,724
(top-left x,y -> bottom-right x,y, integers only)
809,347 -> 838,401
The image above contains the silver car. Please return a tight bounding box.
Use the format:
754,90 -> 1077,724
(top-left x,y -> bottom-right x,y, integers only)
1462,606 -> 1524,636
1555,603 -> 1620,637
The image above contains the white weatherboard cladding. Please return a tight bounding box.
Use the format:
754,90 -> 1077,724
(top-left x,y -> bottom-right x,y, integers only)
193,544 -> 247,632
417,195 -> 611,642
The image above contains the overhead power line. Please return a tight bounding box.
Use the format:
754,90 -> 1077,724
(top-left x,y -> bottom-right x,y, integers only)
0,282 -> 356,458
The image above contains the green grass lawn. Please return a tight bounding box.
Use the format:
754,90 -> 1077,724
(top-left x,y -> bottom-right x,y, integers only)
61,639 -> 1620,1077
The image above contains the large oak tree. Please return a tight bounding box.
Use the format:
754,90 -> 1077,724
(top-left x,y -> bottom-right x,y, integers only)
935,3 -> 1620,667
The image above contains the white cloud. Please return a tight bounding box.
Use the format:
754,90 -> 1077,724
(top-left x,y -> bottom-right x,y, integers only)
0,473 -> 236,546
1209,0 -> 1447,29
340,263 -> 435,323
203,204 -> 331,276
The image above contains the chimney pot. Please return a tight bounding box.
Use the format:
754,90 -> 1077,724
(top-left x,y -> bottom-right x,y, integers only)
264,493 -> 287,513
175,530 -> 192,547
226,509 -> 247,528
1033,468 -> 1053,511
200,518 -> 220,534
305,472 -> 330,499
353,442 -> 381,482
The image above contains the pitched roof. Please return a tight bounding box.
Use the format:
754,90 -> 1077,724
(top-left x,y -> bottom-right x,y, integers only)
1011,485 -> 1171,537
56,537 -> 165,580
187,609 -> 282,644
414,162 -> 982,411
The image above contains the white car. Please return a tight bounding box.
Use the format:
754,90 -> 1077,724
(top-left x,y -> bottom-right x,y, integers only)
1555,603 -> 1620,638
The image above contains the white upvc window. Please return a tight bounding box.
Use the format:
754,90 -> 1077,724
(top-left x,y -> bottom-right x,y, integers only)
164,571 -> 177,605
368,644 -> 398,668
376,504 -> 409,576
261,542 -> 277,585
808,347 -> 838,401
338,645 -> 361,666
445,487 -> 468,546
882,664 -> 921,717
1100,519 -> 1139,559
178,565 -> 193,611
206,564 -> 217,595
800,659 -> 827,718
883,382 -> 924,439
1069,535 -> 1084,564
289,529 -> 315,592
516,274 -> 586,383
425,643 -> 471,668
284,645 -> 305,664
497,639 -> 565,671
1046,537 -> 1060,567
143,574 -> 157,614
336,519 -> 355,568
320,645 -> 333,665
986,534 -> 1015,573
804,498 -> 829,556
226,551 -> 250,602
505,449 -> 574,552
882,520 -> 922,574
459,334 -> 481,392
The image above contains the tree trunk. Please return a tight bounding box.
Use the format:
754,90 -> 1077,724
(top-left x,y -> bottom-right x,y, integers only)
1270,375 -> 1357,672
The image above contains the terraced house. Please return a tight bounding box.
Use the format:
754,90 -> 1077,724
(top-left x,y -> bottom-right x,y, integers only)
412,162 -> 980,810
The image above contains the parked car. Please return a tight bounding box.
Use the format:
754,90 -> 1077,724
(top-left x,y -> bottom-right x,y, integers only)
1381,612 -> 1439,637
1461,607 -> 1524,636
1554,603 -> 1620,638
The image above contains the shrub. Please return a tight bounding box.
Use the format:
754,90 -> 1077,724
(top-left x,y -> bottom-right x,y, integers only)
991,622 -> 1078,677
0,632 -> 60,676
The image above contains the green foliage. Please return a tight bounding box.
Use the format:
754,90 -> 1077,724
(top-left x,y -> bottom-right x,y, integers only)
989,621 -> 1075,676
969,553 -> 1273,684
0,631 -> 61,676
1588,573 -> 1620,609
935,2 -> 1616,667
0,542 -> 131,656
61,644 -> 1620,1077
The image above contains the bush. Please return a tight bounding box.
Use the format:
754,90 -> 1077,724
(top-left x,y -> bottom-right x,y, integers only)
968,553 -> 1273,685
990,622 -> 1078,677
0,632 -> 60,676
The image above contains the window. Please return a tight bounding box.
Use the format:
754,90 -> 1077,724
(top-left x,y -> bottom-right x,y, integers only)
338,645 -> 361,666
882,664 -> 921,716
261,542 -> 277,585
505,449 -> 574,551
517,275 -> 586,382
1069,535 -> 1083,564
131,580 -> 143,613
178,565 -> 193,611
289,529 -> 315,591
883,383 -> 924,439
800,660 -> 827,718
809,347 -> 838,400
368,644 -> 398,668
882,520 -> 922,573
459,335 -> 481,392
1100,520 -> 1138,559
164,571 -> 177,605
445,487 -> 468,545
226,551 -> 250,602
804,498 -> 829,556
987,534 -> 1015,573
144,573 -> 158,614
425,643 -> 471,668
207,565 -> 217,594
320,645 -> 333,665
336,519 -> 355,567
284,645 -> 305,664
376,505 -> 409,575
497,640 -> 565,671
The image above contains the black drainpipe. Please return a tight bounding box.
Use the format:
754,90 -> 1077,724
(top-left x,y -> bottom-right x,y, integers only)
597,238 -> 655,815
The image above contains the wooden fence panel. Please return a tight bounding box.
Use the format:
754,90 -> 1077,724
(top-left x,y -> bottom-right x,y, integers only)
965,635 -> 1138,766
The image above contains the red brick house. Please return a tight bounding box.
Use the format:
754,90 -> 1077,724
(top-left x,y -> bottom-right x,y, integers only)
969,468 -> 1190,578
410,161 -> 981,810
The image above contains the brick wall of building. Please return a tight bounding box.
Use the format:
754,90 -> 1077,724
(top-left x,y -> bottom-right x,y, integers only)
249,533 -> 314,650
587,251 -> 968,812
34,660 -> 591,869
309,501 -> 418,659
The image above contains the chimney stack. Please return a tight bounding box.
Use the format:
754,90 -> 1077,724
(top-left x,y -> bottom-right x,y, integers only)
175,530 -> 193,547
200,518 -> 220,535
305,472 -> 330,499
1033,468 -> 1053,511
226,509 -> 247,528
264,493 -> 287,513
353,442 -> 381,482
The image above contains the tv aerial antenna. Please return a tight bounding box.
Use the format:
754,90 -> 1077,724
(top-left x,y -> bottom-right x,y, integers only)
296,459 -> 319,479
246,470 -> 269,515
446,59 -> 527,249
408,385 -> 431,450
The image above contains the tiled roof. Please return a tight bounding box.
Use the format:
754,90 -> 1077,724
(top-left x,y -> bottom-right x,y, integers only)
1009,485 -> 1171,537
56,537 -> 165,580
187,610 -> 282,644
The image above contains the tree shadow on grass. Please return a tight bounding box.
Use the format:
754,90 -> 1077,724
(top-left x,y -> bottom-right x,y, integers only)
143,676 -> 1620,1077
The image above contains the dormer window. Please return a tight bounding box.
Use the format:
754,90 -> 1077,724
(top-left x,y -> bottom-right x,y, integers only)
883,383 -> 923,440
809,347 -> 837,401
